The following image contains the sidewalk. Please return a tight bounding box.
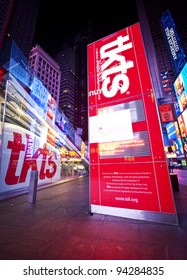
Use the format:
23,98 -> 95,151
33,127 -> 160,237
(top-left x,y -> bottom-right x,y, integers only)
0,171 -> 187,260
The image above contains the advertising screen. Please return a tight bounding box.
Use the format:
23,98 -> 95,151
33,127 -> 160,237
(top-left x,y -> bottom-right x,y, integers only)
161,10 -> 187,75
173,62 -> 187,116
178,108 -> 187,153
166,122 -> 183,156
30,76 -> 48,119
88,23 -> 177,224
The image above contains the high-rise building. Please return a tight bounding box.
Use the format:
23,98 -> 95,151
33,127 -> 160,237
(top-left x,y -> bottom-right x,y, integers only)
0,0 -> 15,50
136,0 -> 187,101
54,24 -> 92,143
0,0 -> 40,65
74,24 -> 92,143
29,44 -> 61,105
53,42 -> 76,127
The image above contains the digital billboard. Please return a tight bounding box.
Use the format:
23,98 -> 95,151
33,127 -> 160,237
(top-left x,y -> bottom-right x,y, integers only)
178,108 -> 187,153
88,23 -> 177,224
173,62 -> 187,116
30,76 -> 48,119
161,9 -> 187,75
165,122 -> 183,157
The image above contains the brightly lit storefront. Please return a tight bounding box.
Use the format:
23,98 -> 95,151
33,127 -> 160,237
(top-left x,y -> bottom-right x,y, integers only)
0,46 -> 88,199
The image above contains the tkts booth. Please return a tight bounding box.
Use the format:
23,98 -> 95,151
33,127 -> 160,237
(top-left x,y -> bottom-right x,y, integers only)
87,22 -> 178,225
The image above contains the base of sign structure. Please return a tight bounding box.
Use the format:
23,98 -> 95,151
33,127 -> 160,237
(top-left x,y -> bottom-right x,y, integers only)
91,205 -> 179,226
86,210 -> 94,216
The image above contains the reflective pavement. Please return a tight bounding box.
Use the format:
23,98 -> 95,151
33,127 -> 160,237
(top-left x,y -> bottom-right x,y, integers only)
0,170 -> 187,260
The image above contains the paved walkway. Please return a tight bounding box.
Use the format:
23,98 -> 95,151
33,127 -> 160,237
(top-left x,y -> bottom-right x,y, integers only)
0,170 -> 187,260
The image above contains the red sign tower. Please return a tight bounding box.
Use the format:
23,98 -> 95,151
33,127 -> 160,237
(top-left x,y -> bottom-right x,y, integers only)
87,23 -> 178,224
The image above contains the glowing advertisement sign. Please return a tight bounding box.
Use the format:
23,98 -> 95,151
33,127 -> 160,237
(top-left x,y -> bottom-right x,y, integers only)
9,41 -> 33,88
173,62 -> 187,116
178,109 -> 187,153
0,123 -> 61,194
88,23 -> 177,224
30,76 -> 48,119
46,94 -> 56,124
30,76 -> 57,124
158,103 -> 174,123
166,122 -> 183,156
161,10 -> 187,75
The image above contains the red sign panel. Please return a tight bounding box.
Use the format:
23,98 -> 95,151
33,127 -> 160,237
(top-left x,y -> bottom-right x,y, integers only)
88,23 -> 177,223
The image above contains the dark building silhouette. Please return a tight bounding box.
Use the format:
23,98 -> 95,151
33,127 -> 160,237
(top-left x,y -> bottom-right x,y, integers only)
54,23 -> 92,143
74,24 -> 92,143
53,42 -> 76,127
0,0 -> 15,50
0,0 -> 40,65
136,0 -> 187,102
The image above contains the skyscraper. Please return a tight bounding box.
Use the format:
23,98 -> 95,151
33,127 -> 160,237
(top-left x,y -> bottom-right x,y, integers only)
0,0 -> 40,65
54,23 -> 92,143
74,23 -> 92,143
136,0 -> 187,101
0,0 -> 15,50
53,42 -> 76,127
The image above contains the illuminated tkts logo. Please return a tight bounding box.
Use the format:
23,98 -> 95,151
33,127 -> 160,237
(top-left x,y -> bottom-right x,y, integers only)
89,34 -> 134,98
101,35 -> 134,98
5,132 -> 57,185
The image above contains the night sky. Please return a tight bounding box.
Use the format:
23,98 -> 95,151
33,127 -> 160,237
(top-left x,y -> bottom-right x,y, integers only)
33,0 -> 139,55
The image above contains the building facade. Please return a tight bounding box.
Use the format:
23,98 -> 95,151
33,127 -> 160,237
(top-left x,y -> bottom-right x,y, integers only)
29,44 -> 61,105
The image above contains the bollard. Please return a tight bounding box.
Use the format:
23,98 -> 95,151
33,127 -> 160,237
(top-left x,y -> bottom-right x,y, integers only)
28,170 -> 39,203
170,173 -> 179,192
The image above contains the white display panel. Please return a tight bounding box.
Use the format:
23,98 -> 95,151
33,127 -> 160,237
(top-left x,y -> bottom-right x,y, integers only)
89,109 -> 133,143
